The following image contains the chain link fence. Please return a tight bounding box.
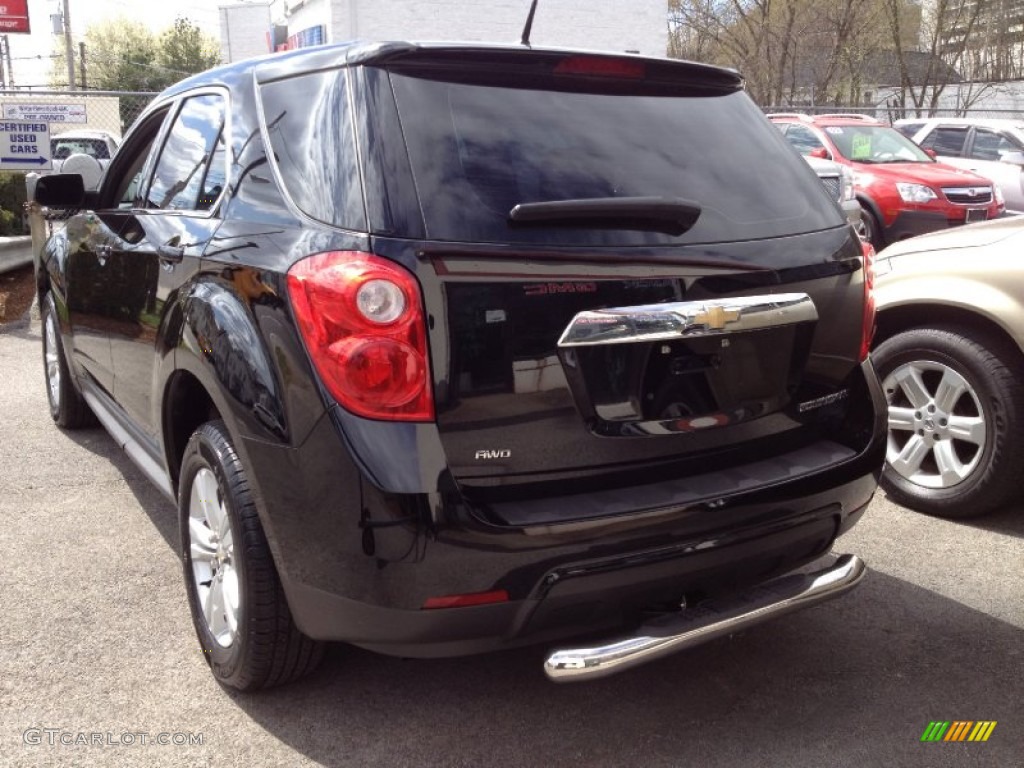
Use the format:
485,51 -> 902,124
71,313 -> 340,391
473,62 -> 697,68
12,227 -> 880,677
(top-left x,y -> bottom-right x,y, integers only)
0,89 -> 157,236
0,89 -> 158,137
762,104 -> 1024,124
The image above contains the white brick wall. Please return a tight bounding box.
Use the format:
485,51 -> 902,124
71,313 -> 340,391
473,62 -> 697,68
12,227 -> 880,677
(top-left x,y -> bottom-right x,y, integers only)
288,0 -> 333,40
220,3 -> 274,63
221,1 -> 667,62
340,0 -> 666,56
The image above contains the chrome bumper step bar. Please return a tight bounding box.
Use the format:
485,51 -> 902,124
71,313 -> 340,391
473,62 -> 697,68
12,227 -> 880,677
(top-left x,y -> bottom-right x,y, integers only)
544,553 -> 866,682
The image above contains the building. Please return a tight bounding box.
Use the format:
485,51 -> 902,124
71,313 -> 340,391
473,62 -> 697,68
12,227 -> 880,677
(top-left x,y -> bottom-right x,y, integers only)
219,0 -> 667,64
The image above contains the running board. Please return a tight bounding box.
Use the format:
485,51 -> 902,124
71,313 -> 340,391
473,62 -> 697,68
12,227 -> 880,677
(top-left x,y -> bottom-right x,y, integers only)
544,553 -> 865,682
81,385 -> 175,503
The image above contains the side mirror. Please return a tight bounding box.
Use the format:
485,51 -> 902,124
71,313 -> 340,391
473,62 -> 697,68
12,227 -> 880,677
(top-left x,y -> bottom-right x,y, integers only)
809,147 -> 830,160
1000,150 -> 1024,167
34,173 -> 86,208
924,148 -> 937,160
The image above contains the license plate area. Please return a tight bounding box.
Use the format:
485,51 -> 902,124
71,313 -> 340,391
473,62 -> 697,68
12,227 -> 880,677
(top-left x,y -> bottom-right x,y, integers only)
557,294 -> 818,436
966,208 -> 988,223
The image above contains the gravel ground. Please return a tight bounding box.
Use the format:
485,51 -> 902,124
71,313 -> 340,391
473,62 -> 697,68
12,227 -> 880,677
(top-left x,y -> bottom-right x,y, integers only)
1,313 -> 1021,768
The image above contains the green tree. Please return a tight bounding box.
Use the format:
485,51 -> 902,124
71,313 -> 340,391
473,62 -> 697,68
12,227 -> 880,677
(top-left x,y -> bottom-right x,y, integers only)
157,17 -> 221,81
51,16 -> 220,92
51,19 -> 160,91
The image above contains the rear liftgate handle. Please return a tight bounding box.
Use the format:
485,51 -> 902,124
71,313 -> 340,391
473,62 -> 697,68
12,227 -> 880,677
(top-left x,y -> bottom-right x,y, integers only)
557,293 -> 819,348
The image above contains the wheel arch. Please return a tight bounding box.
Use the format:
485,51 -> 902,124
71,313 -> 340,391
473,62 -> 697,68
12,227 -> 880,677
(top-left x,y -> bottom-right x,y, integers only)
855,193 -> 884,226
874,301 -> 1024,370
162,369 -> 223,491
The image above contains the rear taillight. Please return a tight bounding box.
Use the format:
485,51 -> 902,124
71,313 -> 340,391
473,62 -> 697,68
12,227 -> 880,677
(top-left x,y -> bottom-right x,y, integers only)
860,241 -> 876,362
287,251 -> 434,421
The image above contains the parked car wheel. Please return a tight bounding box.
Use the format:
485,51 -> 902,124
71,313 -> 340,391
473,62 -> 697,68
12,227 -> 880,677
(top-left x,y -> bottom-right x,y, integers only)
861,208 -> 884,250
180,421 -> 324,690
873,326 -> 1024,517
41,293 -> 93,429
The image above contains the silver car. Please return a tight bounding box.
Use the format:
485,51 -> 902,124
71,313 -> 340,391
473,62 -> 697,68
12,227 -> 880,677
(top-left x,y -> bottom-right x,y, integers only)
898,117 -> 1024,214
805,154 -> 862,229
872,216 -> 1024,517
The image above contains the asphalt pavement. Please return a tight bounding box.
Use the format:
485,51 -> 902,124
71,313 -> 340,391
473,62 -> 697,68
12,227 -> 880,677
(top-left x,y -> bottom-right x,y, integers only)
0,312 -> 1021,768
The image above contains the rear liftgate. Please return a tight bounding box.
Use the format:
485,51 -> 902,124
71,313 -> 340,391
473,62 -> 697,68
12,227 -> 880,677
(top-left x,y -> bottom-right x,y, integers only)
543,293 -> 867,680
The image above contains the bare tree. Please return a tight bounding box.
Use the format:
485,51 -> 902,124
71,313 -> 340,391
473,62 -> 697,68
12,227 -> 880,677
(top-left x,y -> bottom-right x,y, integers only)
882,0 -> 983,114
669,0 -> 892,105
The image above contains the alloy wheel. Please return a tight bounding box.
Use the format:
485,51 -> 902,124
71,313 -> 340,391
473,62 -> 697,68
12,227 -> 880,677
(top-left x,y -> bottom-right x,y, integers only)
187,468 -> 240,647
44,311 -> 61,409
882,360 -> 986,489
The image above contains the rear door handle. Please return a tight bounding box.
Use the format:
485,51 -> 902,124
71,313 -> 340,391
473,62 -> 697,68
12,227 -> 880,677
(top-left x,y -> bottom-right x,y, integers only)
157,242 -> 185,264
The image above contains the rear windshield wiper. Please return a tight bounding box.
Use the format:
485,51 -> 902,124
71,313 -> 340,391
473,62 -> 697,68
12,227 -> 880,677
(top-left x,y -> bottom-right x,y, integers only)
508,196 -> 701,236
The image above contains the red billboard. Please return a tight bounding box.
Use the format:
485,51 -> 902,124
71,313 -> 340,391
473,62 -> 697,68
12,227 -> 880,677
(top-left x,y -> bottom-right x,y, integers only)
0,1 -> 30,34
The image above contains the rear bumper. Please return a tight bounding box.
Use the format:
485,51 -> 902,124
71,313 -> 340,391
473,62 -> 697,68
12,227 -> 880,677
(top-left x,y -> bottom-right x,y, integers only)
545,552 -> 865,681
274,472 -> 877,657
245,360 -> 885,658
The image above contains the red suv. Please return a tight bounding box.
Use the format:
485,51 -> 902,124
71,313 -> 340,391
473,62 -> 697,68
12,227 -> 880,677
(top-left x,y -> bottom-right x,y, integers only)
770,114 -> 1004,248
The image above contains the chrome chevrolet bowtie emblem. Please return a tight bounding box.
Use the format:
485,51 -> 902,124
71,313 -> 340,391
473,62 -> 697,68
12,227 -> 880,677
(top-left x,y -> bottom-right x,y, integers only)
692,305 -> 742,331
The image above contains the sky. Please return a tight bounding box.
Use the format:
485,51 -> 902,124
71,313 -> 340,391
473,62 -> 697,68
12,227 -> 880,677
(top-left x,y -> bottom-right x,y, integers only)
6,0 -> 223,88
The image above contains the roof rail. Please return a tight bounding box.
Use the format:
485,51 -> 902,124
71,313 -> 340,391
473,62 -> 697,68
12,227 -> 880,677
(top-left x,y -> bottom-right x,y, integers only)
764,112 -> 813,122
816,113 -> 879,122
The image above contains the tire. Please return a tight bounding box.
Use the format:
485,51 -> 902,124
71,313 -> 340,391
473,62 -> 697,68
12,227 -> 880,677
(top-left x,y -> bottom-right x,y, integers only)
179,421 -> 324,690
41,292 -> 94,429
872,325 -> 1024,518
861,207 -> 885,251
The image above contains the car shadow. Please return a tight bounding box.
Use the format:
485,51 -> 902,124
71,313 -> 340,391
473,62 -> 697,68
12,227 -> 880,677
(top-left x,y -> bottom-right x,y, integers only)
880,489 -> 1024,540
58,411 -> 1023,765
59,424 -> 179,550
216,570 -> 1022,766
970,501 -> 1024,539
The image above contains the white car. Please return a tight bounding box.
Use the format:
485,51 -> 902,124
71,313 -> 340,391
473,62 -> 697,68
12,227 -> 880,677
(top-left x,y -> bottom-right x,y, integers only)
896,117 -> 1024,214
50,129 -> 119,169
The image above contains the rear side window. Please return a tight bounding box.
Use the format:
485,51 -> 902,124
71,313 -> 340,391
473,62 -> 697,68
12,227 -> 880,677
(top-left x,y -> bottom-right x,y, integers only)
258,70 -> 365,232
970,129 -> 1022,161
920,126 -> 968,156
385,73 -> 842,245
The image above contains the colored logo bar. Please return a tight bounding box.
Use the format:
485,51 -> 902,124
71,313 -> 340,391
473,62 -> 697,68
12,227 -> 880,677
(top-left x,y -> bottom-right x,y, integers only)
921,721 -> 997,742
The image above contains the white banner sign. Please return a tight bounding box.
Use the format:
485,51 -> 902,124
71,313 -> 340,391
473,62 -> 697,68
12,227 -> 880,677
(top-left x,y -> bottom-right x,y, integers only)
3,103 -> 87,124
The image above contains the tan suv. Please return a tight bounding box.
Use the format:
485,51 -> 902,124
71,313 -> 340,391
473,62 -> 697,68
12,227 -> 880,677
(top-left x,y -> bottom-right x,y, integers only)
873,216 -> 1024,517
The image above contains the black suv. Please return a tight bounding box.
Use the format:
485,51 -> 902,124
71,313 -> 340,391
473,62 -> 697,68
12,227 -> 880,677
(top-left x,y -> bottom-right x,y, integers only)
35,42 -> 885,690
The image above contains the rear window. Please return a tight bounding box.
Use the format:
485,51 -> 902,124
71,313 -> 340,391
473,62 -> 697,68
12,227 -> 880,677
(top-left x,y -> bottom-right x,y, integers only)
51,137 -> 111,160
259,64 -> 843,244
388,72 -> 842,245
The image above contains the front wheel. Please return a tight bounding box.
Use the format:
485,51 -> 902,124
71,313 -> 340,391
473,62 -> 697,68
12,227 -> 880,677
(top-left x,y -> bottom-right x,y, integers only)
860,207 -> 885,251
872,326 -> 1024,517
179,420 -> 324,690
41,292 -> 93,429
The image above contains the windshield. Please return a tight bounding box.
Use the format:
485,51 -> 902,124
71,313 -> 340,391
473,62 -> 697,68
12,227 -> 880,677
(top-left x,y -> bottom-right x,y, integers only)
825,125 -> 932,164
